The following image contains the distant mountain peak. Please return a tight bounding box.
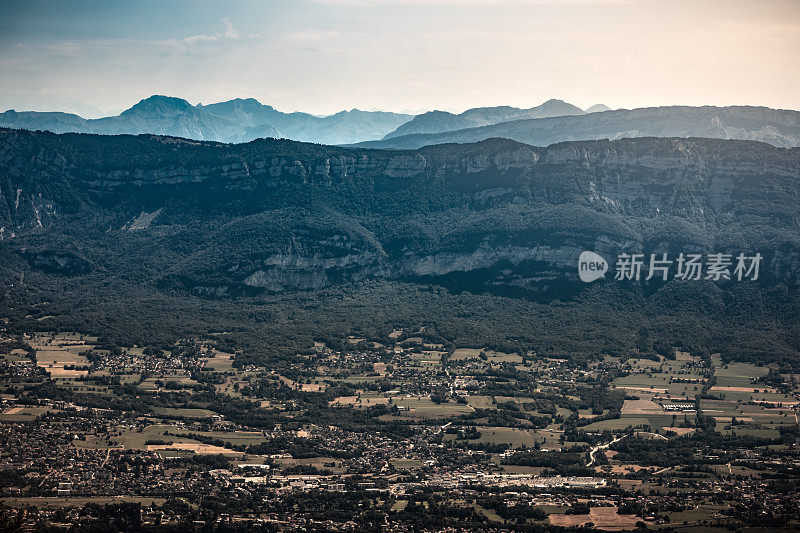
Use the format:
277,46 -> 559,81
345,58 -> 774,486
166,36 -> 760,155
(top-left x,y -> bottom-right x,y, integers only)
121,95 -> 195,117
586,104 -> 612,113
381,99 -> 584,139
229,97 -> 263,106
208,97 -> 273,113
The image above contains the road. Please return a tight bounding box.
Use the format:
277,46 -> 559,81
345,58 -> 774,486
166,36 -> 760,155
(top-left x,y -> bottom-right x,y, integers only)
587,435 -> 624,466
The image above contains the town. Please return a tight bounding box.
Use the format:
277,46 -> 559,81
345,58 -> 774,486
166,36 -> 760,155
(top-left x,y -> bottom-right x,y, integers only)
0,329 -> 798,531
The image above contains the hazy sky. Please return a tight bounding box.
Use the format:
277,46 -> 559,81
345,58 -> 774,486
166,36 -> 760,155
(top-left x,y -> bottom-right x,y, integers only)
1,0 -> 798,117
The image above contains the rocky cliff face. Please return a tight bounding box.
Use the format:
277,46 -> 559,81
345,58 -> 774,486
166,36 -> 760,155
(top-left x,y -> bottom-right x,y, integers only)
1,130 -> 798,297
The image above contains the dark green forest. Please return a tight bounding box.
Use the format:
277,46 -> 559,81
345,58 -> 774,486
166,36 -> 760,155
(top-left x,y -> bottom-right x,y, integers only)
1,129 -> 798,366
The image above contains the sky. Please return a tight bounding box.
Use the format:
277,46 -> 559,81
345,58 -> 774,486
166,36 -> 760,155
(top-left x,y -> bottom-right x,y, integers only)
0,0 -> 798,117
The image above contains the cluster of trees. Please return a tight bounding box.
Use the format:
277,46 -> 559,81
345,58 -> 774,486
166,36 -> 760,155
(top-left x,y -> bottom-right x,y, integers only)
501,449 -> 585,468
609,431 -> 778,467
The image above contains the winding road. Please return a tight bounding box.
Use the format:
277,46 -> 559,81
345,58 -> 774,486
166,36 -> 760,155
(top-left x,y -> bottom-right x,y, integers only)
587,435 -> 625,466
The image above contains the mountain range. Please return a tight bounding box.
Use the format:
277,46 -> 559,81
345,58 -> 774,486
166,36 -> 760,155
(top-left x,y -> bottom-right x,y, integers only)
356,105 -> 800,150
1,128 -> 798,362
4,96 -> 800,152
0,95 -> 413,145
0,95 -> 611,146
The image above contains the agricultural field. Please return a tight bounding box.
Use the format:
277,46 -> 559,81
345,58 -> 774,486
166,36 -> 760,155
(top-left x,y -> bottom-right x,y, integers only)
548,506 -> 643,529
31,333 -> 92,378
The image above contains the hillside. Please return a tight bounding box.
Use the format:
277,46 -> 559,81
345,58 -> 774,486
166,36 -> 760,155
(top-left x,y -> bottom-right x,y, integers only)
0,129 -> 798,363
357,105 -> 800,149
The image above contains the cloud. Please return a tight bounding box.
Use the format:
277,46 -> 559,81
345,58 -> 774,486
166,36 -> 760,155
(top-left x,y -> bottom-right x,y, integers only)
183,18 -> 240,45
221,18 -> 239,39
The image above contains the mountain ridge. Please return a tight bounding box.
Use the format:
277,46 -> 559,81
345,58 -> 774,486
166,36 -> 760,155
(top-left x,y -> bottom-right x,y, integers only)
381,98 -> 584,139
1,128 -> 798,361
356,105 -> 800,149
0,95 -> 413,145
0,96 -> 625,146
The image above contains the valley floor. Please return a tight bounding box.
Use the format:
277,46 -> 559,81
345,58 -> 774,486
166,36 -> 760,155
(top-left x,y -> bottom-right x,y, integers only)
1,330 -> 799,531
